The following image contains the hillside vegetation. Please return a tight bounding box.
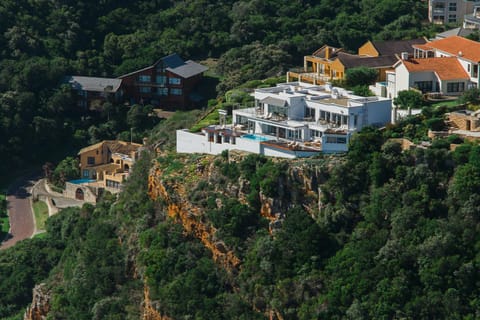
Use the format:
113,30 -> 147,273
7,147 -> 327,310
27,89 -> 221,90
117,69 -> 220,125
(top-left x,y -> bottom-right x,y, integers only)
3,1 -> 479,319
0,0 -> 432,177
2,115 -> 480,318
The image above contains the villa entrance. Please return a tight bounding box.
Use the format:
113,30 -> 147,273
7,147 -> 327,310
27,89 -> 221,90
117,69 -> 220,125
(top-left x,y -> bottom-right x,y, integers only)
75,188 -> 84,200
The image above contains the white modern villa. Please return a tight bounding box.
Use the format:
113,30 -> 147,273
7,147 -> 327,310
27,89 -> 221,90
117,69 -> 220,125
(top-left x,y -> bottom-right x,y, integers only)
177,82 -> 392,158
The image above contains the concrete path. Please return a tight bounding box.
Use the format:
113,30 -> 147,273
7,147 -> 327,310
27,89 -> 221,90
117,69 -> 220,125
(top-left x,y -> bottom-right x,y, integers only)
0,176 -> 36,250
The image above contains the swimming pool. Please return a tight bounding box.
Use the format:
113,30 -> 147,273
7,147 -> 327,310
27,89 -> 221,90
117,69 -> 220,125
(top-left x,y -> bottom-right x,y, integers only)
242,134 -> 271,142
69,178 -> 96,184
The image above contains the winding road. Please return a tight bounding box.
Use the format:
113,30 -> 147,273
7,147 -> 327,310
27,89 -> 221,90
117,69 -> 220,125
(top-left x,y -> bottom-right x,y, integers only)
0,176 -> 36,250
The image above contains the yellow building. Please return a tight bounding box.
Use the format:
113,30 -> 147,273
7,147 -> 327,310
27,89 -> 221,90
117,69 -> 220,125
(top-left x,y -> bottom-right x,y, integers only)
287,38 -> 427,85
78,140 -> 142,190
287,45 -> 344,84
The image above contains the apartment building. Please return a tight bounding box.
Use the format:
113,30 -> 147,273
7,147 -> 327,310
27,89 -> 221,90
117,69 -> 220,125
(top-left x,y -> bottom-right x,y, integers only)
429,0 -> 480,24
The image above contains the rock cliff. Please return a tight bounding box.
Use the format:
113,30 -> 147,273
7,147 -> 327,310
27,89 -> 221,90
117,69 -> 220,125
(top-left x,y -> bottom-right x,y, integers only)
24,283 -> 51,320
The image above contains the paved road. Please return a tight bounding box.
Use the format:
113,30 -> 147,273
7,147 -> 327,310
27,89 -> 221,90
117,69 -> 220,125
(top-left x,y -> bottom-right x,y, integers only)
0,176 -> 36,250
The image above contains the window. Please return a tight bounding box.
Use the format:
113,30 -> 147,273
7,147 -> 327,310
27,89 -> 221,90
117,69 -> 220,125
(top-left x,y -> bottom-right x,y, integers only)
449,2 -> 457,11
156,63 -> 166,72
171,88 -> 182,95
138,75 -> 151,82
306,107 -> 316,119
83,169 -> 89,178
140,86 -> 151,93
157,88 -> 168,95
106,179 -> 120,189
448,14 -> 457,23
310,129 -> 322,138
156,75 -> 166,84
325,136 -> 347,144
447,82 -> 465,93
169,77 -> 181,85
414,81 -> 433,93
87,157 -> 95,165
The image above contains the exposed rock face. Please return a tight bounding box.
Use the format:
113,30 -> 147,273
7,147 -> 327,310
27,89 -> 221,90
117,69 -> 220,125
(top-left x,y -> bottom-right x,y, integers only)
148,165 -> 241,272
143,282 -> 171,320
24,283 -> 51,320
147,152 -> 333,319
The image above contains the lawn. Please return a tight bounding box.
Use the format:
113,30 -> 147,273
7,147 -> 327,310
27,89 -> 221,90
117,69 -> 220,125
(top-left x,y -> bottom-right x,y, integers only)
428,99 -> 461,108
33,200 -> 49,231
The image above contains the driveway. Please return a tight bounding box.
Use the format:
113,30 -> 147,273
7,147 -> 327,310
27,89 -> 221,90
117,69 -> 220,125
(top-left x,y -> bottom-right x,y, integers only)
0,176 -> 36,250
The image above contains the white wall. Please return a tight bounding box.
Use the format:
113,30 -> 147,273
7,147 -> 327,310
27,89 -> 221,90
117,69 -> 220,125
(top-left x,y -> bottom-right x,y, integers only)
177,130 -> 264,155
367,100 -> 392,126
394,63 -> 411,97
321,134 -> 349,153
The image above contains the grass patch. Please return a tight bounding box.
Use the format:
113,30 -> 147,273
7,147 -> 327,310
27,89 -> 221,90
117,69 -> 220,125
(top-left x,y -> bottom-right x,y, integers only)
33,200 -> 49,231
190,104 -> 222,132
428,99 -> 461,108
33,232 -> 47,239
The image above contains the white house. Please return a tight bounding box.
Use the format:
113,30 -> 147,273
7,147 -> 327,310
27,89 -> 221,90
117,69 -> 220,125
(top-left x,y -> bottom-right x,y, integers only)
413,36 -> 480,87
370,36 -> 480,99
386,56 -> 470,98
177,82 -> 392,158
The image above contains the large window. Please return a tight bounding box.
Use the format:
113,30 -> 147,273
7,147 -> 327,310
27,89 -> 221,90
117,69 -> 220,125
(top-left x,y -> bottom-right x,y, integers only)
448,14 -> 457,23
169,77 -> 181,85
83,169 -> 89,178
414,81 -> 433,93
139,75 -> 151,82
171,88 -> 182,95
448,2 -> 457,11
156,75 -> 166,84
447,82 -> 465,93
140,86 -> 151,93
325,136 -> 347,144
87,157 -> 95,165
268,104 -> 288,117
157,88 -> 168,96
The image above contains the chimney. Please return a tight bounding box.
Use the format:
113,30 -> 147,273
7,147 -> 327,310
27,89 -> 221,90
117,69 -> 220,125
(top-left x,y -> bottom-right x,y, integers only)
325,47 -> 330,60
401,52 -> 409,60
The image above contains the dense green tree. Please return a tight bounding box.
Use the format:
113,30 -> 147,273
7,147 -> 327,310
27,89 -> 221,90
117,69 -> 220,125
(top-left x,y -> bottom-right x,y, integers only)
394,90 -> 425,109
345,67 -> 378,87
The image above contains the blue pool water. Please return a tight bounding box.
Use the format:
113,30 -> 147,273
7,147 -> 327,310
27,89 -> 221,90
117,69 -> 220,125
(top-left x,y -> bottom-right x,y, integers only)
69,178 -> 96,184
242,134 -> 271,142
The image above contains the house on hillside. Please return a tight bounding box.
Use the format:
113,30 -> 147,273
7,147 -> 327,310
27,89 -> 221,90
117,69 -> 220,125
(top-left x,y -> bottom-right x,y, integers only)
118,53 -> 208,109
64,140 -> 143,202
177,82 -> 392,158
287,38 -> 427,86
370,35 -> 480,99
386,57 -> 470,98
413,36 -> 480,87
429,0 -> 480,25
64,76 -> 123,109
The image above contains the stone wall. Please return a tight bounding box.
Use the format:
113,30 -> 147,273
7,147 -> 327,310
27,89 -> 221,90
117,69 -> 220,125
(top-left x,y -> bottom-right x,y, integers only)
64,182 -> 98,203
448,112 -> 480,131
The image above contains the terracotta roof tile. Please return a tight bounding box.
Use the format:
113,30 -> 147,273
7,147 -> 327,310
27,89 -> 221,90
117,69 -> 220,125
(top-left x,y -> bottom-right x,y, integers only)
417,36 -> 480,62
401,57 -> 469,80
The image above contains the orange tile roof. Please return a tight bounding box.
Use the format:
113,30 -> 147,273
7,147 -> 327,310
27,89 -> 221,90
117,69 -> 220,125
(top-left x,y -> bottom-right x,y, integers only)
413,44 -> 434,51
419,36 -> 480,62
401,57 -> 469,80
